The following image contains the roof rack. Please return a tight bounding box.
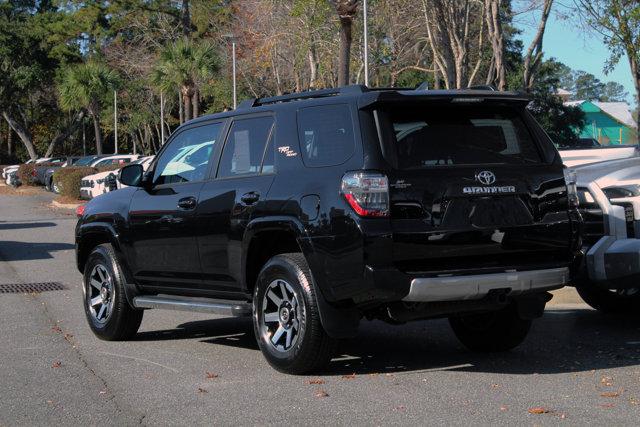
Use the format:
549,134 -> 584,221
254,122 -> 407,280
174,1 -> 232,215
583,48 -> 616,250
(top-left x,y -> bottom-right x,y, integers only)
238,85 -> 368,109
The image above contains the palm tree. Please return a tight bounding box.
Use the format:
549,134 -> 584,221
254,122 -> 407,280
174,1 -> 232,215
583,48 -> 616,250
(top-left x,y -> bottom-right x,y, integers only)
330,0 -> 360,87
58,61 -> 120,154
152,39 -> 219,123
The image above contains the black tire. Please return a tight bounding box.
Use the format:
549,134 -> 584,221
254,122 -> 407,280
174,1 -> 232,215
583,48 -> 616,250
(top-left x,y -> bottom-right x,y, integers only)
576,282 -> 640,314
449,304 -> 531,352
252,253 -> 337,374
83,244 -> 143,341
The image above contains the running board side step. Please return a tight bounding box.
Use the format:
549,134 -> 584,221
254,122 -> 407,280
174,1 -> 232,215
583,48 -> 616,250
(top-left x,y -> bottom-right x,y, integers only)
132,295 -> 252,317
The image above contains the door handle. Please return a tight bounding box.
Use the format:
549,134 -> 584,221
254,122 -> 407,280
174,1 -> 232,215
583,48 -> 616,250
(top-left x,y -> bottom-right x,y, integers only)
240,192 -> 260,205
177,196 -> 197,210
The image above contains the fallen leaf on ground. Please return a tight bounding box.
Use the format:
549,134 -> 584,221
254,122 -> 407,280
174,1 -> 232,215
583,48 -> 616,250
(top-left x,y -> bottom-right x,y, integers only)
394,405 -> 406,411
308,379 -> 325,385
528,407 -> 550,414
315,390 -> 329,398
600,403 -> 615,409
63,333 -> 73,342
601,390 -> 622,398
51,361 -> 61,368
342,373 -> 356,380
205,372 -> 218,379
500,406 -> 508,412
197,388 -> 208,393
99,390 -> 107,395
601,376 -> 614,386
491,383 -> 501,389
51,326 -> 62,333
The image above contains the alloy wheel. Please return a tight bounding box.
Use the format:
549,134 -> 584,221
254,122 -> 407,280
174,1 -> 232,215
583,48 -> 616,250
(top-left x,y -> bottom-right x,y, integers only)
86,264 -> 115,324
260,279 -> 301,352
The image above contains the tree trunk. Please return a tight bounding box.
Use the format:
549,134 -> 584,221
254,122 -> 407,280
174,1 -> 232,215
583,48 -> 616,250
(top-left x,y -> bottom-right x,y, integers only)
308,43 -> 319,89
178,90 -> 184,124
45,110 -> 86,157
192,89 -> 199,118
2,111 -> 37,160
630,57 -> 640,144
523,0 -> 553,92
181,0 -> 191,37
6,120 -> 12,157
485,0 -> 505,90
183,87 -> 193,121
92,114 -> 103,155
337,16 -> 353,87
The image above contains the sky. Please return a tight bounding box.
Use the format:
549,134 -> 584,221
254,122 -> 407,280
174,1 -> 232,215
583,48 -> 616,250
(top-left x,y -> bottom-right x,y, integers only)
516,7 -> 637,108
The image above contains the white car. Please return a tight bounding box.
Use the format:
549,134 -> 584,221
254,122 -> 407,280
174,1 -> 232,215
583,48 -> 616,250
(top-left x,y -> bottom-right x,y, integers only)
3,158 -> 53,182
79,155 -> 151,199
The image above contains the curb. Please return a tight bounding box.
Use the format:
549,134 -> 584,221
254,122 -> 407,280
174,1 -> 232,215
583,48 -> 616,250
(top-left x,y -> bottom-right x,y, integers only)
50,199 -> 84,210
549,287 -> 584,305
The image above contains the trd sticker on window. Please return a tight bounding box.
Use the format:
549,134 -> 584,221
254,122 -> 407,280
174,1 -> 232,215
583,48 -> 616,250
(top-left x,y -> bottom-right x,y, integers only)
278,146 -> 298,157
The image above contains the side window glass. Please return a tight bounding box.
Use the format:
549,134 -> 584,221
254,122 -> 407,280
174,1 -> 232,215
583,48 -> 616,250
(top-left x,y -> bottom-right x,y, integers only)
153,123 -> 222,185
218,116 -> 274,178
297,104 -> 355,167
261,134 -> 275,174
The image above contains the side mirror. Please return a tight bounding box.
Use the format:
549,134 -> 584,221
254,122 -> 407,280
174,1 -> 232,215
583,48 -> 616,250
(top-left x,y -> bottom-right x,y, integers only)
118,164 -> 144,187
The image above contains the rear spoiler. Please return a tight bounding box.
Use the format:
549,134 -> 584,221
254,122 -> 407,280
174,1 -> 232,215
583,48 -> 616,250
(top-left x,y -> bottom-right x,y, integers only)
357,89 -> 532,109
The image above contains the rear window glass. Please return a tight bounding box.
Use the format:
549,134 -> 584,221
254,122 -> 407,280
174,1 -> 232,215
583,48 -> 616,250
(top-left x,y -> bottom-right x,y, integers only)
297,104 -> 355,167
381,105 -> 541,168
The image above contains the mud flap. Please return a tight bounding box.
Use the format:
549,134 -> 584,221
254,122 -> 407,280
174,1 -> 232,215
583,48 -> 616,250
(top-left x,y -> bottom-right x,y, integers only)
514,292 -> 553,320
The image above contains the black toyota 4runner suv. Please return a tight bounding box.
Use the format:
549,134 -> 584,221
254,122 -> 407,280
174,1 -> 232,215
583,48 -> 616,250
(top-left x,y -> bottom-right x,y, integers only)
76,86 -> 581,374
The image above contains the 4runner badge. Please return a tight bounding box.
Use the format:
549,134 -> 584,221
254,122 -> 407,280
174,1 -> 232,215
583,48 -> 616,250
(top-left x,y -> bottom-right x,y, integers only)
464,170 -> 515,194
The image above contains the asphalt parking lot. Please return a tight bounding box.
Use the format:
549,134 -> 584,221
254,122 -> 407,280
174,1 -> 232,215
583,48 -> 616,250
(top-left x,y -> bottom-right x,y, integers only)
1,190 -> 640,425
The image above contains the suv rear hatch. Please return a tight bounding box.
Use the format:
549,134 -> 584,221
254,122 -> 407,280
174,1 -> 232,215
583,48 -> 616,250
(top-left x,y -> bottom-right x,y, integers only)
371,97 -> 575,274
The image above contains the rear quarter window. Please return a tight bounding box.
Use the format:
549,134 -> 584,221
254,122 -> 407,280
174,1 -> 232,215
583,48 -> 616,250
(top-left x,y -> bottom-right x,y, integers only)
381,105 -> 541,168
297,104 -> 355,167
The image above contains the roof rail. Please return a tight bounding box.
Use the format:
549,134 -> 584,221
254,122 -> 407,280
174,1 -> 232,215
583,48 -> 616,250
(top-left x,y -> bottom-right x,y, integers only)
237,85 -> 367,109
467,85 -> 496,91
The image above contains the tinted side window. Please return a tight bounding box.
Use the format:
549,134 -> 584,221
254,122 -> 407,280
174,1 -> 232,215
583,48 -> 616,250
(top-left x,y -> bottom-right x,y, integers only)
297,104 -> 355,167
153,123 -> 222,185
218,116 -> 274,178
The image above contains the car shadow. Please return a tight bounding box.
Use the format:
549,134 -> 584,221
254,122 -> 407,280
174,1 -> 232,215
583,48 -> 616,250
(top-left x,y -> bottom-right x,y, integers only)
0,221 -> 57,230
0,241 -> 75,261
134,307 -> 640,376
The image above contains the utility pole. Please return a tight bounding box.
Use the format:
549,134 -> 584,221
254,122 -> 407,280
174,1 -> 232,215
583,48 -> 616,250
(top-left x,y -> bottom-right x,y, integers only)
223,34 -> 237,109
232,40 -> 237,109
82,121 -> 86,156
160,91 -> 165,145
363,0 -> 369,87
114,90 -> 118,154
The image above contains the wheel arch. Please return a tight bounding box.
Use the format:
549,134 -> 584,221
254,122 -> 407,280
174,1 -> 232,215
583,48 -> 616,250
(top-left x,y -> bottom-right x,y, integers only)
76,222 -> 138,307
242,216 -> 360,338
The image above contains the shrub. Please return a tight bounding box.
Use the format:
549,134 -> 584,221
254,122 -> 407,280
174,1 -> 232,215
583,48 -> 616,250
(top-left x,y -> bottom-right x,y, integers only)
53,166 -> 98,200
17,163 -> 38,186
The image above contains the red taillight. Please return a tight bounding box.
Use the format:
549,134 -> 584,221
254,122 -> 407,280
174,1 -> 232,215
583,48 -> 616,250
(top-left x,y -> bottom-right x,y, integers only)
341,171 -> 389,217
31,170 -> 36,176
75,205 -> 86,218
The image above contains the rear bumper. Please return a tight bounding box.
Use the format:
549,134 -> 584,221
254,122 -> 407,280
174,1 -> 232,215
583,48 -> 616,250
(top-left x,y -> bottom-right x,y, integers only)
402,267 -> 569,302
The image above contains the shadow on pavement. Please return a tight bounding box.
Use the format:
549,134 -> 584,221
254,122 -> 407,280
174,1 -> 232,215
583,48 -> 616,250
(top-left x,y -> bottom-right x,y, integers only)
133,307 -> 640,376
0,221 -> 57,230
0,241 -> 74,261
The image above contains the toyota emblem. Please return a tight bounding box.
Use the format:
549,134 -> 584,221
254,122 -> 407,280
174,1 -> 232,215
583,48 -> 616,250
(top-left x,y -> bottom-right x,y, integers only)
476,171 -> 496,185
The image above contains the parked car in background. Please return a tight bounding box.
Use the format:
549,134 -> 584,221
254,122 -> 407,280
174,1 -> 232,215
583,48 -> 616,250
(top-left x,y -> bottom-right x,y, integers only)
3,157 -> 53,185
30,156 -> 70,185
560,145 -> 637,167
44,155 -> 107,193
80,156 -> 153,199
571,154 -> 640,313
78,154 -> 141,199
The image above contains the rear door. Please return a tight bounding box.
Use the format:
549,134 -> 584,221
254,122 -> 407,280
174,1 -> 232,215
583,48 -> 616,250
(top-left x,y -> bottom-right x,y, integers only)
375,101 -> 573,274
197,114 -> 276,294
